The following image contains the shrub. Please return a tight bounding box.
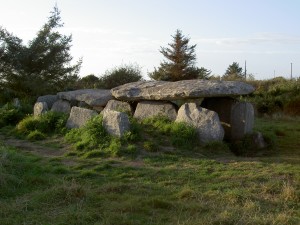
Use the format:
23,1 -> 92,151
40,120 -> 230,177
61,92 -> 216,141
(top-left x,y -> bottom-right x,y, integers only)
0,103 -> 26,127
283,96 -> 300,116
246,78 -> 300,116
142,116 -> 198,150
98,63 -> 143,89
27,130 -> 47,141
65,114 -> 142,157
16,111 -> 68,135
65,115 -> 111,153
17,116 -> 40,134
170,122 -> 198,150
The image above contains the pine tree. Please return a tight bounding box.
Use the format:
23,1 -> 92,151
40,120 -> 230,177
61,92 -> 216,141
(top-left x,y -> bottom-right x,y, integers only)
223,62 -> 244,80
0,6 -> 81,99
149,30 -> 199,81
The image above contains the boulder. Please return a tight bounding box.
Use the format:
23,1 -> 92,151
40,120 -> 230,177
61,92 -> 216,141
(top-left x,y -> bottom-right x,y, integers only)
57,89 -> 113,107
134,101 -> 177,121
34,102 -> 48,116
66,106 -> 98,129
102,100 -> 133,115
37,95 -> 58,109
51,100 -> 71,114
111,80 -> 255,101
175,103 -> 224,143
102,110 -> 130,137
201,98 -> 254,140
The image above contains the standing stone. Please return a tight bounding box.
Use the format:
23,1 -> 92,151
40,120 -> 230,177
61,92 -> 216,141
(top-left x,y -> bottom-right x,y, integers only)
37,95 -> 58,109
51,100 -> 71,114
102,100 -> 133,115
34,102 -> 48,116
201,98 -> 254,140
66,106 -> 98,129
231,102 -> 254,140
102,110 -> 130,137
175,103 -> 224,143
134,101 -> 177,121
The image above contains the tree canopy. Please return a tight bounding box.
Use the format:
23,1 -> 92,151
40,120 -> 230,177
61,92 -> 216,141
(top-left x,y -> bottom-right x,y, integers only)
0,6 -> 81,100
98,64 -> 143,89
149,30 -> 204,81
222,62 -> 244,80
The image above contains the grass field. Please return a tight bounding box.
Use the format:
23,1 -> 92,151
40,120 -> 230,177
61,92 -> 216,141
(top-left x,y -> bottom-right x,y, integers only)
0,117 -> 299,225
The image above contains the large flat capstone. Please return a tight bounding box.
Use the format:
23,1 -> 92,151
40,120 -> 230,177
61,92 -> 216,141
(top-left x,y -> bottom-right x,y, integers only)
57,89 -> 113,107
111,80 -> 255,101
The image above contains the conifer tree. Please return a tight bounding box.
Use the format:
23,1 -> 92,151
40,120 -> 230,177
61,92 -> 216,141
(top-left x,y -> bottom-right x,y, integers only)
223,62 -> 244,80
149,30 -> 200,81
0,6 -> 81,99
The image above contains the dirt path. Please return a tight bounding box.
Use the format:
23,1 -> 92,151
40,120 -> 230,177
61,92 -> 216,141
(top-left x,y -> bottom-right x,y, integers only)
0,134 -> 67,157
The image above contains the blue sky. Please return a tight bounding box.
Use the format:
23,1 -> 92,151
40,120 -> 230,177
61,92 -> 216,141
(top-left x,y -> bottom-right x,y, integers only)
1,0 -> 300,79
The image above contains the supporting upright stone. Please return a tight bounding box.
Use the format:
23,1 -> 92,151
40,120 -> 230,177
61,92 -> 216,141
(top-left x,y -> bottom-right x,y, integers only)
231,102 -> 254,140
102,110 -> 130,137
175,103 -> 224,143
34,102 -> 48,116
201,98 -> 254,140
102,100 -> 133,115
51,100 -> 71,114
134,101 -> 177,121
66,106 -> 98,129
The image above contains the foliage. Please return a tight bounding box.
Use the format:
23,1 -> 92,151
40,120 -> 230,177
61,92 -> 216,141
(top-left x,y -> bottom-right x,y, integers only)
0,102 -> 32,128
0,105 -> 24,127
27,130 -> 47,141
64,115 -> 139,157
245,77 -> 300,115
223,62 -> 245,80
195,66 -> 212,79
98,63 -> 143,89
75,74 -> 99,89
16,111 -> 68,136
149,30 -> 202,81
0,6 -> 81,100
142,116 -> 198,150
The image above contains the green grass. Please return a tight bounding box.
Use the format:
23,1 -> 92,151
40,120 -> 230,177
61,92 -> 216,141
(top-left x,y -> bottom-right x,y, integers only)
0,117 -> 299,224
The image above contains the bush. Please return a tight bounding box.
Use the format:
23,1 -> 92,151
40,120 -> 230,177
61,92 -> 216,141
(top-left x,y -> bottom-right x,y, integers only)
0,105 -> 24,127
65,115 -> 112,153
246,78 -> 300,116
169,122 -> 198,150
65,115 -> 141,157
142,116 -> 199,150
27,130 -> 47,141
16,111 -> 68,135
98,63 -> 143,89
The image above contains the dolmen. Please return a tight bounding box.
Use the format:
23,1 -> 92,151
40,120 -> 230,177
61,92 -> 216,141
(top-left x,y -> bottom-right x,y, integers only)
34,80 -> 255,143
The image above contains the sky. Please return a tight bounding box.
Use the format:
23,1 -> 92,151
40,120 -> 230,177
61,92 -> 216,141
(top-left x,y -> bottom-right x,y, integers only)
0,0 -> 300,80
